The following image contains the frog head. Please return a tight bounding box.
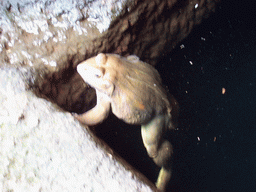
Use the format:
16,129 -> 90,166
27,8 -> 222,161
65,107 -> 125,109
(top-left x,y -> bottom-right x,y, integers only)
77,53 -> 115,97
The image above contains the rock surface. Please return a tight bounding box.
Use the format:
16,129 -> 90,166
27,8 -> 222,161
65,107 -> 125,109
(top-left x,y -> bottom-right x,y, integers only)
0,67 -> 156,192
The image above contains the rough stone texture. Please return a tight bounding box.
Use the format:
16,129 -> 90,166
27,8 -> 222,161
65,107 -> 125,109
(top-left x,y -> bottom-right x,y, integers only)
0,0 -> 131,69
0,0 -> 220,70
95,0 -> 221,65
0,67 -> 156,192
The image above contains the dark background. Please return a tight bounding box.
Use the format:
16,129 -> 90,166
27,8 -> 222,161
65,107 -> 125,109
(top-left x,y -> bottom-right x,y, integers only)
96,0 -> 256,191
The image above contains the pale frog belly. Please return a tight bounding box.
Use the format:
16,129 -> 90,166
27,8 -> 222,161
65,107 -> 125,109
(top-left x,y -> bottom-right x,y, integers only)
111,99 -> 154,125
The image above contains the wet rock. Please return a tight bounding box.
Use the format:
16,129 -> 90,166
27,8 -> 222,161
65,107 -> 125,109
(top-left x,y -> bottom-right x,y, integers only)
0,0 -> 129,69
95,0 -> 221,65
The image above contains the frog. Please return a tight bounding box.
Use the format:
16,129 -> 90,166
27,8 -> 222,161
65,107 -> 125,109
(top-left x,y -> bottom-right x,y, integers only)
74,53 -> 179,191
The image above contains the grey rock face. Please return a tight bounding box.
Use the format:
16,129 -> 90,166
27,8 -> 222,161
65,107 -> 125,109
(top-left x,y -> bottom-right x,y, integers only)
0,67 -> 155,192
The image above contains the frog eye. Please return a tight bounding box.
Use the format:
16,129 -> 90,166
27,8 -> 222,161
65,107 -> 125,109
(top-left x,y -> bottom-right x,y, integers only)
94,69 -> 104,78
95,73 -> 101,78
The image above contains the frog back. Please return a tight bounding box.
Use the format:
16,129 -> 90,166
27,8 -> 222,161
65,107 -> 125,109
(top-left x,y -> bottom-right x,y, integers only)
101,54 -> 175,125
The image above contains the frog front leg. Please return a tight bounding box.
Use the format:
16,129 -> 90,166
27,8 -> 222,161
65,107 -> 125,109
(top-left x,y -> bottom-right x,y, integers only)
74,91 -> 111,126
141,115 -> 173,192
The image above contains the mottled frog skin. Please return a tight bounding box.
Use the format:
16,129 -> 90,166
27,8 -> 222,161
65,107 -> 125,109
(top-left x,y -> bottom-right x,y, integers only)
74,53 -> 179,191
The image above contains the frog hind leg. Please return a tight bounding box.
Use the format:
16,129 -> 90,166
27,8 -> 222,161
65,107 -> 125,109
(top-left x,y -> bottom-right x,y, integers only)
154,141 -> 173,191
141,115 -> 173,192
